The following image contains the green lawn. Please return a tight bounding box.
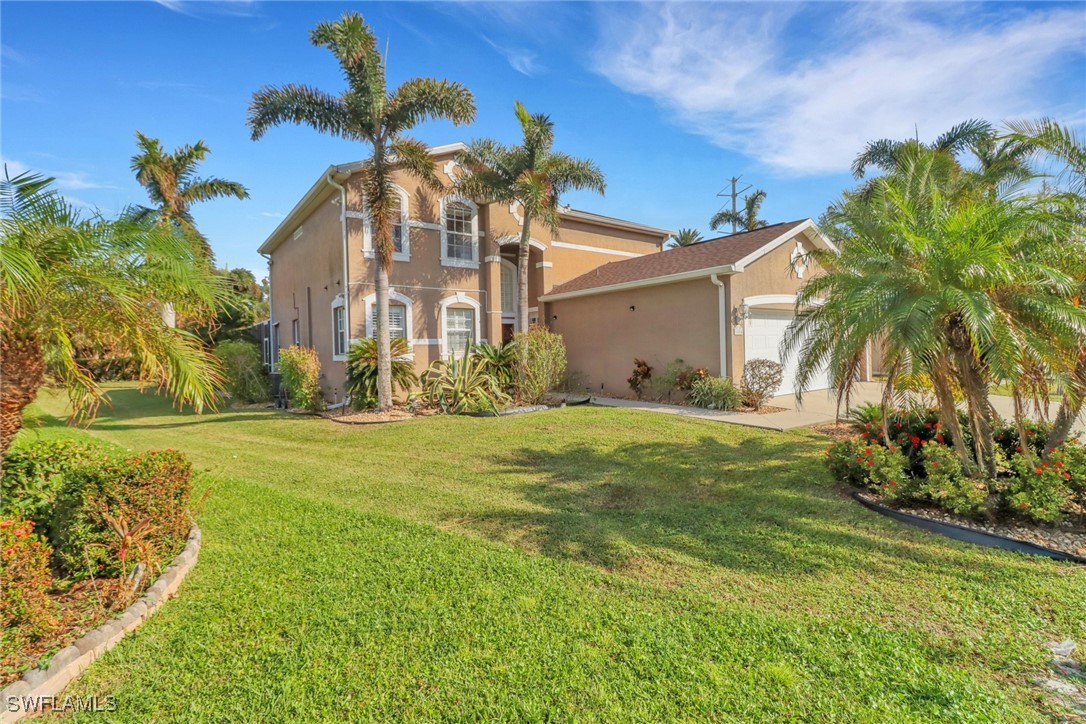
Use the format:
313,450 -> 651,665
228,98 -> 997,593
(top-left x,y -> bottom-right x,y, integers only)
22,384 -> 1084,721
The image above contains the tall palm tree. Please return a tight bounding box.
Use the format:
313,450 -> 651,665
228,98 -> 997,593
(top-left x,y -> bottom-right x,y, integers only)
247,12 -> 475,411
130,132 -> 249,262
850,119 -> 994,179
710,189 -> 768,234
455,101 -> 605,332
0,170 -> 226,454
1007,118 -> 1086,450
667,228 -> 703,248
786,147 -> 1085,476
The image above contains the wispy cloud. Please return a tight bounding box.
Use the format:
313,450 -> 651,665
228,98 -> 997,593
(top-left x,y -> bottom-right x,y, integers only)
1,44 -> 28,64
594,3 -> 1086,175
154,0 -> 261,19
482,36 -> 543,76
259,211 -> 285,219
1,157 -> 117,190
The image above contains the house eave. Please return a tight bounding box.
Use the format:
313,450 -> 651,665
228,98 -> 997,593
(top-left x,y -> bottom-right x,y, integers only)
540,264 -> 740,302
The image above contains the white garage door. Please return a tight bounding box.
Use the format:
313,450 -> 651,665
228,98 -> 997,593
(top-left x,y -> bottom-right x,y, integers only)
744,309 -> 832,393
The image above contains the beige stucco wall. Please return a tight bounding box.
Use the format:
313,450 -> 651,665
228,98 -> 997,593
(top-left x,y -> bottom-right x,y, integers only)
267,149 -> 670,400
548,278 -> 722,396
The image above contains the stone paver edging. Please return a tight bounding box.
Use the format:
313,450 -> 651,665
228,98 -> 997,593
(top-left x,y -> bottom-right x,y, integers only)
0,524 -> 202,723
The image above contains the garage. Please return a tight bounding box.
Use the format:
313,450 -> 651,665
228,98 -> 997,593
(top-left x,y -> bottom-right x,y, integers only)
744,308 -> 832,393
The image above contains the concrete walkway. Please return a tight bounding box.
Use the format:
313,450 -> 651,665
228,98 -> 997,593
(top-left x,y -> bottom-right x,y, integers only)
591,382 -> 1086,433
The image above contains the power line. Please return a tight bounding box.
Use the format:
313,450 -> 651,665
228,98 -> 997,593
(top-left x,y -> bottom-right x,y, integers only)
716,175 -> 752,235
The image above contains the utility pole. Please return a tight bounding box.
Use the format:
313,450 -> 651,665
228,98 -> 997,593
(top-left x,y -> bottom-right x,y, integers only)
717,175 -> 752,234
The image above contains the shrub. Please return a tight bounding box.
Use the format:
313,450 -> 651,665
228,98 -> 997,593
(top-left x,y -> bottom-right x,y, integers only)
50,450 -> 193,579
741,359 -> 783,410
919,443 -> 988,517
215,339 -> 271,404
423,354 -> 511,414
627,358 -> 652,399
73,355 -> 139,382
0,519 -> 57,649
679,367 -> 710,391
345,337 -> 417,409
278,345 -> 323,411
992,418 -> 1052,461
824,439 -> 908,492
473,341 -> 518,392
653,359 -> 692,400
1,440 -> 107,531
824,439 -> 868,488
515,326 -> 567,404
687,377 -> 742,410
1005,454 -> 1072,523
1057,439 -> 1086,493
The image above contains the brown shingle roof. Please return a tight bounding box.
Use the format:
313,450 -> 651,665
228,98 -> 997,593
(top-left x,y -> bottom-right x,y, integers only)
544,220 -> 809,298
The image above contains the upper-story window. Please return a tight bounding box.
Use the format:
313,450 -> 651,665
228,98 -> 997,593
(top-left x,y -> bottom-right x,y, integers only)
440,198 -> 479,268
362,185 -> 410,262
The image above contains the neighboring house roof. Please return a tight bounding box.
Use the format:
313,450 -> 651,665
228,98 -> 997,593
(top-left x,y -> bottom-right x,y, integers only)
258,141 -> 671,255
541,219 -> 833,301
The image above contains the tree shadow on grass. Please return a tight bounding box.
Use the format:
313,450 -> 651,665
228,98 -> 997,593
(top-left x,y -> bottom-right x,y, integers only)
92,388 -> 280,430
460,434 -> 1045,585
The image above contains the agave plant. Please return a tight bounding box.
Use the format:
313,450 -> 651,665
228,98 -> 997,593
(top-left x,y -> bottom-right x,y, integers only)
471,341 -> 518,390
345,337 -> 417,408
422,354 -> 510,414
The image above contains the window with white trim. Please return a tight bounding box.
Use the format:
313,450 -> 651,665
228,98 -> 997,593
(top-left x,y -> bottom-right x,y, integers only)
370,303 -> 407,341
500,262 -> 515,314
332,305 -> 347,357
444,202 -> 475,262
390,195 -> 405,255
445,307 -> 475,357
291,319 -> 300,346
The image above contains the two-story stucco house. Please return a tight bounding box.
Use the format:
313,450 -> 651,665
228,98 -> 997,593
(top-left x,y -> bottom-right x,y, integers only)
258,142 -> 672,400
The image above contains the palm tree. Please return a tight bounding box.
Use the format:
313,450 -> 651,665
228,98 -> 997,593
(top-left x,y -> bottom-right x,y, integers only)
247,12 -> 475,411
1007,118 -> 1086,450
130,132 -> 249,262
0,170 -> 226,454
850,119 -> 994,179
710,189 -> 768,234
786,146 -> 1085,476
455,101 -> 605,332
667,228 -> 703,248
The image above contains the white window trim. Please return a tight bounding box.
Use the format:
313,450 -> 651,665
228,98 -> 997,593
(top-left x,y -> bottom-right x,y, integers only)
499,258 -> 518,326
362,184 -> 411,262
362,289 -> 416,360
331,294 -> 348,361
440,196 -> 481,269
439,293 -> 483,359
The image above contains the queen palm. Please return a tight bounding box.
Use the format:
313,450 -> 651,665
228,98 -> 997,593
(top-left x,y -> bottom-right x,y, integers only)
130,132 -> 249,262
247,12 -> 475,411
668,228 -> 703,247
709,189 -> 768,234
455,101 -> 605,332
786,147 -> 1084,476
0,171 -> 226,454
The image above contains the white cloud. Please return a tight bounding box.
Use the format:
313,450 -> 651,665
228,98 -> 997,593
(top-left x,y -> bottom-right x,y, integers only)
259,211 -> 285,219
1,157 -> 116,190
594,3 -> 1086,175
482,36 -> 543,76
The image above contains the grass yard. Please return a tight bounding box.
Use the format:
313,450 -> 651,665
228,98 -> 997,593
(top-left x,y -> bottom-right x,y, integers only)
21,384 -> 1085,721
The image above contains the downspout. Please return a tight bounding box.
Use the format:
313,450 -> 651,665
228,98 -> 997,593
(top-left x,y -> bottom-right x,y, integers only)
710,274 -> 728,380
325,173 -> 350,349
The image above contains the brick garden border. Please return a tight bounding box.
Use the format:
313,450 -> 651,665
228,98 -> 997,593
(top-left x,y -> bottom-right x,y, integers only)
0,524 -> 202,723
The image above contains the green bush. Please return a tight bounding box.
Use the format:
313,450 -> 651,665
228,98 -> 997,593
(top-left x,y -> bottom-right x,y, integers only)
424,354 -> 511,414
1057,439 -> 1086,493
50,450 -> 193,579
515,326 -> 567,405
741,359 -> 783,410
278,345 -> 323,411
992,419 -> 1051,460
1,440 -> 108,531
345,337 -> 417,409
687,377 -> 742,410
918,443 -> 988,517
0,519 -> 57,653
824,439 -> 868,488
824,439 -> 908,494
1005,454 -> 1072,523
215,339 -> 271,404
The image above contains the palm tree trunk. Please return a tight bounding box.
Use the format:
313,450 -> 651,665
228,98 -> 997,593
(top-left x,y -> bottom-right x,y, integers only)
517,214 -> 532,333
1046,349 -> 1085,452
0,327 -> 45,455
955,351 -> 998,478
375,261 -> 393,412
930,359 -> 973,472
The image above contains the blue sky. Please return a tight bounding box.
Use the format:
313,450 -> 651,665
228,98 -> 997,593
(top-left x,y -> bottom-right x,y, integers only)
4,1 -> 1085,274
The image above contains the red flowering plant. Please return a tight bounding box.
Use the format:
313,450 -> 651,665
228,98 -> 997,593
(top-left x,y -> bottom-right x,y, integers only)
918,442 -> 988,517
1006,453 -> 1072,523
824,439 -> 908,493
1,519 -> 57,654
992,419 -> 1051,460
